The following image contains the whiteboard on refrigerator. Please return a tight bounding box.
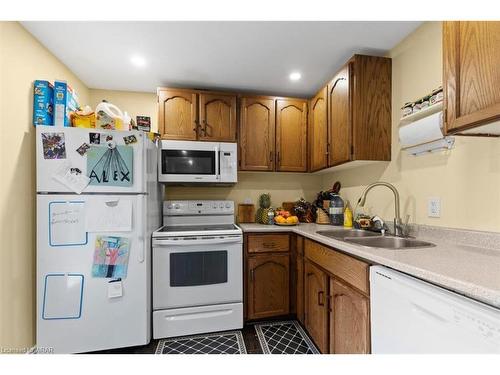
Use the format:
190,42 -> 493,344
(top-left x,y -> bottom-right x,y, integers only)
42,274 -> 84,320
48,201 -> 88,246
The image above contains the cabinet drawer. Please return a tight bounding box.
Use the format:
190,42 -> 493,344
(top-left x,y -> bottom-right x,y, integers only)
304,239 -> 369,294
247,234 -> 290,253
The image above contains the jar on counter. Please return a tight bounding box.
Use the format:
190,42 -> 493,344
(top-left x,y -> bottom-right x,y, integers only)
329,195 -> 344,226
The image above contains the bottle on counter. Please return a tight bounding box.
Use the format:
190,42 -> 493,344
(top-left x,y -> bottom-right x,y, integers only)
343,200 -> 353,228
267,207 -> 275,225
329,194 -> 345,226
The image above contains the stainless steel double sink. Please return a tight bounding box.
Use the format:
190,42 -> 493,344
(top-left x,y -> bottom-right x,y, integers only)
316,229 -> 435,250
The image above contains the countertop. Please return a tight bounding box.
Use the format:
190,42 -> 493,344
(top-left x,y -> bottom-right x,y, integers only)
238,223 -> 500,309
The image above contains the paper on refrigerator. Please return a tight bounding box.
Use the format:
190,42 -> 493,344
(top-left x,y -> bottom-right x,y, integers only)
85,198 -> 132,232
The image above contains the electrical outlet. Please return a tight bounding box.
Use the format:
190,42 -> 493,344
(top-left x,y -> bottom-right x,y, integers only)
428,197 -> 441,218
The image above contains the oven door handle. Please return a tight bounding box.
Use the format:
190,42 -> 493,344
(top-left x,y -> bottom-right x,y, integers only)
153,237 -> 242,247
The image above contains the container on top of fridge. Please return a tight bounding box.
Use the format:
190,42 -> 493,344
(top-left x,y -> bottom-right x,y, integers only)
54,80 -> 79,127
33,80 -> 54,126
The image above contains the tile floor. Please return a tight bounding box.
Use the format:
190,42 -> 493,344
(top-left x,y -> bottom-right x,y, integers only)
91,319 -> 314,354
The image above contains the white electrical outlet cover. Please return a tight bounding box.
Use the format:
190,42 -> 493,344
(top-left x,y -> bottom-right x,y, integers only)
428,197 -> 441,218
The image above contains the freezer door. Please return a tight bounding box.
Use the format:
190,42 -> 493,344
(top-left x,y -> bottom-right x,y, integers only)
36,194 -> 150,353
36,126 -> 147,193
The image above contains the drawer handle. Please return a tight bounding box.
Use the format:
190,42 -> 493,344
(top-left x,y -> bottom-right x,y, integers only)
318,291 -> 325,306
263,242 -> 277,248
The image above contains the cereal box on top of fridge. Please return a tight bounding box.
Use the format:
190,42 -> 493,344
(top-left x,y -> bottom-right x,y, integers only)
33,80 -> 54,126
54,80 -> 79,127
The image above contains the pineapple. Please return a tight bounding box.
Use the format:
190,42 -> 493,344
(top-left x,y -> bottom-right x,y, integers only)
256,193 -> 271,224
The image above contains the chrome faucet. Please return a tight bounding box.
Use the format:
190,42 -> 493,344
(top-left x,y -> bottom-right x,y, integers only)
357,181 -> 409,237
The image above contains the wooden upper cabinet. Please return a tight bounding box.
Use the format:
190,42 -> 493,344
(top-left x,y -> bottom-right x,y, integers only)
158,89 -> 198,140
350,55 -> 392,161
247,253 -> 290,320
444,21 -> 500,134
328,65 -> 351,166
304,260 -> 328,353
276,99 -> 308,172
309,86 -> 328,171
198,93 -> 237,141
329,278 -> 370,354
239,96 -> 275,171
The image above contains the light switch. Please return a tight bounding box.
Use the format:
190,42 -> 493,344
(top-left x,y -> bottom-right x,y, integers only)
428,197 -> 441,218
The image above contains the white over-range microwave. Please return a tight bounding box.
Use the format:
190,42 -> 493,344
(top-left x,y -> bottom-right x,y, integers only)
158,140 -> 238,184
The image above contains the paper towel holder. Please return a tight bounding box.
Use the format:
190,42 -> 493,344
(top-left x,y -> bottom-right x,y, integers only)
402,137 -> 455,156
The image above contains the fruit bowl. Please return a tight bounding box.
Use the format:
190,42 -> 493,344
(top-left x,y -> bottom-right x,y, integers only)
274,222 -> 299,226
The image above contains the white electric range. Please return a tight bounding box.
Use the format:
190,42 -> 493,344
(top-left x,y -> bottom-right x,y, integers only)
152,200 -> 243,339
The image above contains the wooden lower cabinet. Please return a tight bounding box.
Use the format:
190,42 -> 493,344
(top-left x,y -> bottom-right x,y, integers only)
296,252 -> 305,325
329,278 -> 370,354
304,260 -> 329,353
246,253 -> 290,320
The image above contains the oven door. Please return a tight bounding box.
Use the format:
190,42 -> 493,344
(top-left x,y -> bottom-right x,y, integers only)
153,235 -> 243,310
158,141 -> 219,183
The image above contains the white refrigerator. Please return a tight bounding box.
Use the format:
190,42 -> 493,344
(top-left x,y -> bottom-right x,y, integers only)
36,125 -> 161,353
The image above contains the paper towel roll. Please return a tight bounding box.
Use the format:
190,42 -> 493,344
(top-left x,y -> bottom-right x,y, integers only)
399,111 -> 444,148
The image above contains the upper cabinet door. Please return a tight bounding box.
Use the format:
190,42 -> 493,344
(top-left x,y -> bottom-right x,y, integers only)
309,87 -> 328,172
158,89 -> 198,140
444,21 -> 500,134
199,93 -> 237,141
276,99 -> 308,172
328,65 -> 351,166
239,97 -> 275,171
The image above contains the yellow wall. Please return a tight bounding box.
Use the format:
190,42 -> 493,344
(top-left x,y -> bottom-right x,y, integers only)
0,22 -> 89,350
322,22 -> 500,232
164,172 -> 322,208
89,89 -> 158,132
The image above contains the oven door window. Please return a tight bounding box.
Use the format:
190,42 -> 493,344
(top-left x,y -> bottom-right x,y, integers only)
170,251 -> 227,286
161,150 -> 216,175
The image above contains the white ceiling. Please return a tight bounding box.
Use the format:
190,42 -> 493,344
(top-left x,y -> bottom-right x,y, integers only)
22,21 -> 422,97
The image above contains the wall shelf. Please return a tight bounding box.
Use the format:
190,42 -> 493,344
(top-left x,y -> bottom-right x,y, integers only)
399,102 -> 443,126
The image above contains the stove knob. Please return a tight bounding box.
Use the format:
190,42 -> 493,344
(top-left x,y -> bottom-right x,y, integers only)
167,204 -> 173,209
213,203 -> 217,209
219,203 -> 224,208
225,202 -> 231,209
174,204 -> 180,210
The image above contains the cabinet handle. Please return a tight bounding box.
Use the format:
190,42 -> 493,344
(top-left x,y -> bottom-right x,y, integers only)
277,152 -> 281,164
250,269 -> 255,281
318,291 -> 325,306
269,151 -> 273,163
307,272 -> 313,276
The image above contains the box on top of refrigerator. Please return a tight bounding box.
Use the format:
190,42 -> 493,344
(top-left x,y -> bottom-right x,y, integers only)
54,80 -> 79,127
33,80 -> 54,126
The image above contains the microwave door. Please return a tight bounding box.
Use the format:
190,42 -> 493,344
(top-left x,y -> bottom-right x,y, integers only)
159,146 -> 219,183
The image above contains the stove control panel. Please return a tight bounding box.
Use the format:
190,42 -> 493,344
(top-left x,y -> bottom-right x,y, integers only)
164,200 -> 234,216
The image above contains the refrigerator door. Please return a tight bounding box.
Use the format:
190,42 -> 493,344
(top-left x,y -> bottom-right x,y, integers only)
36,194 -> 150,353
36,125 -> 147,193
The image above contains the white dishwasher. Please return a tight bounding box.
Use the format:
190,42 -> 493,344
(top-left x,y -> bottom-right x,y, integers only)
370,266 -> 500,353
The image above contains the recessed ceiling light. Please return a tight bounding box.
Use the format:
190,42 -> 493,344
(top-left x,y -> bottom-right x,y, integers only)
130,55 -> 147,68
289,72 -> 302,81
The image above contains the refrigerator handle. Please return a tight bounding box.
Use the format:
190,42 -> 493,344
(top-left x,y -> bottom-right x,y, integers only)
138,236 -> 145,263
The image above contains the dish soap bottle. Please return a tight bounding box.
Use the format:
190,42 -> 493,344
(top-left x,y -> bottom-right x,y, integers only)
343,201 -> 353,228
